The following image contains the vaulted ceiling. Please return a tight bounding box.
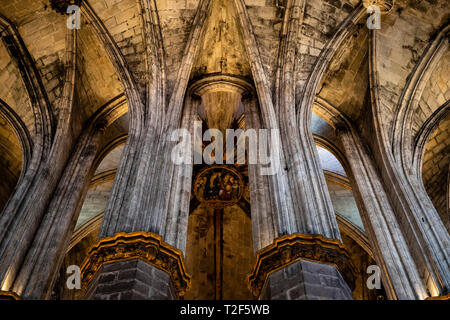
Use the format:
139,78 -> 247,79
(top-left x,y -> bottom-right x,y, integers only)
191,0 -> 251,80
0,0 -> 448,234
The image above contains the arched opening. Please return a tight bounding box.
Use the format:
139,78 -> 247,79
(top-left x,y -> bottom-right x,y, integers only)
0,112 -> 24,212
420,113 -> 450,232
75,136 -> 126,231
54,121 -> 128,300
316,143 -> 386,300
312,111 -> 386,300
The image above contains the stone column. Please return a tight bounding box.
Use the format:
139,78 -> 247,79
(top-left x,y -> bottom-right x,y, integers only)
88,69 -> 183,301
247,106 -> 358,299
0,27 -> 76,294
85,151 -> 188,299
9,120 -> 107,299
338,127 -> 427,300
85,95 -> 194,300
242,95 -> 277,252
164,94 -> 201,251
378,151 -> 450,297
86,260 -> 176,300
248,234 -> 356,300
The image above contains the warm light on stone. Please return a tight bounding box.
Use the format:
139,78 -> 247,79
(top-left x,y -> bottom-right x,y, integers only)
362,0 -> 394,13
0,0 -> 447,302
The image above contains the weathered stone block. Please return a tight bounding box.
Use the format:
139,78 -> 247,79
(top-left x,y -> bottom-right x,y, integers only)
262,260 -> 353,300
88,259 -> 176,300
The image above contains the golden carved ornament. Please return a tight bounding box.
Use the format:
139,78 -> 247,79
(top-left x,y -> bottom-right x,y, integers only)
248,233 -> 358,298
0,291 -> 21,300
426,293 -> 450,300
80,232 -> 191,297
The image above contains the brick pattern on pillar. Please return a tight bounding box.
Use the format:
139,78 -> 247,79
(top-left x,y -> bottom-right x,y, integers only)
87,259 -> 176,300
261,260 -> 353,300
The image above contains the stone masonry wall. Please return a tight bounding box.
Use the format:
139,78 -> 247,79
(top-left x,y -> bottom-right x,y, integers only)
90,0 -> 147,97
262,259 -> 353,300
0,41 -> 35,140
412,51 -> 450,138
374,0 -> 448,137
422,115 -> 450,231
89,259 -> 176,300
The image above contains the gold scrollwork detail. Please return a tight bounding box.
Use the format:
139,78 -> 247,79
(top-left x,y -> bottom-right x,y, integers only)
80,231 -> 191,297
426,293 -> 450,300
248,233 -> 358,298
0,291 -> 21,300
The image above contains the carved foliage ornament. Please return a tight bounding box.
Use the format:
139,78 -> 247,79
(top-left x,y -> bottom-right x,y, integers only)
50,0 -> 83,14
80,232 -> 191,297
248,233 -> 358,298
426,293 -> 450,300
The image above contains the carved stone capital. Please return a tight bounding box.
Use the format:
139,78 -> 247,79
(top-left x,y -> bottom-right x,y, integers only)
248,233 -> 358,298
50,0 -> 83,14
0,291 -> 21,300
362,0 -> 394,13
81,232 -> 191,297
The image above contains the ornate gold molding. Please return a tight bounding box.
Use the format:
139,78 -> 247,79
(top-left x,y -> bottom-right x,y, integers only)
81,232 -> 191,297
426,293 -> 450,300
0,291 -> 21,300
248,233 -> 358,298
